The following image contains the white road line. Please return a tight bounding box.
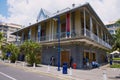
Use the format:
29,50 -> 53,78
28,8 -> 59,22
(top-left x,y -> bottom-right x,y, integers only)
0,72 -> 17,80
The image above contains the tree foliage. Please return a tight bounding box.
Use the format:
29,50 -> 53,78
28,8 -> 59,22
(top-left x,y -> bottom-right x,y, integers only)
1,43 -> 19,62
20,40 -> 42,66
112,28 -> 120,51
116,19 -> 120,24
0,32 -> 4,49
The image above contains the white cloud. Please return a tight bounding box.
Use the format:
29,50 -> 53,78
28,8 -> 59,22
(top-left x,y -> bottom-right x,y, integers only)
0,0 -> 120,26
0,15 -> 7,22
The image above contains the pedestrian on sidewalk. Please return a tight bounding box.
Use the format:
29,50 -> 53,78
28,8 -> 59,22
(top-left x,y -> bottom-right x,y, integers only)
70,56 -> 73,68
50,56 -> 55,66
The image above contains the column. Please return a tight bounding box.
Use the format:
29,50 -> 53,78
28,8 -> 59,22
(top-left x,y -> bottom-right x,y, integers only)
16,32 -> 18,42
49,20 -> 52,41
22,32 -> 24,43
96,24 -> 99,42
70,13 -> 72,38
66,13 -> 70,38
51,21 -> 54,40
90,17 -> 93,38
38,24 -> 41,42
28,28 -> 31,40
16,31 -> 18,45
84,8 -> 86,36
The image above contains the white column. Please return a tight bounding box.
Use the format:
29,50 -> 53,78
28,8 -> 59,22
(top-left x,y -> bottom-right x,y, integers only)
16,32 -> 18,42
84,8 -> 86,36
49,21 -> 51,41
96,24 -> 99,42
70,13 -> 71,38
105,33 -> 107,42
51,21 -> 54,40
90,17 -> 93,38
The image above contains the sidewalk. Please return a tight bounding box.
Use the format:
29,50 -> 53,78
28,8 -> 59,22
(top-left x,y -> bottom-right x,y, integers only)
1,60 -> 120,80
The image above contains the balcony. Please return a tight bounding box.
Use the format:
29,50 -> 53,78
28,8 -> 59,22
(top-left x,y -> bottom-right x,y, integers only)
20,29 -> 112,49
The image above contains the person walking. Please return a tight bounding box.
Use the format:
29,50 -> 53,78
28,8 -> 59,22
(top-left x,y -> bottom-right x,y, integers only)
70,56 -> 73,68
50,56 -> 55,66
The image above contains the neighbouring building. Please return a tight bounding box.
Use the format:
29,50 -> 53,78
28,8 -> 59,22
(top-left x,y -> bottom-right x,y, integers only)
106,21 -> 120,35
0,22 -> 21,43
13,3 -> 112,69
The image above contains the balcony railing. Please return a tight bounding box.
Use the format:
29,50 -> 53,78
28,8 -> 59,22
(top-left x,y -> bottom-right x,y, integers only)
21,29 -> 112,49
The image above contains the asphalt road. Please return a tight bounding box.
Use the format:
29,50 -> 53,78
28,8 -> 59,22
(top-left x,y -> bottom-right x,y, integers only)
0,63 -> 60,80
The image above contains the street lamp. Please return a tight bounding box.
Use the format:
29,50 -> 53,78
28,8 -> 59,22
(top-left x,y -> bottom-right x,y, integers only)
53,16 -> 61,71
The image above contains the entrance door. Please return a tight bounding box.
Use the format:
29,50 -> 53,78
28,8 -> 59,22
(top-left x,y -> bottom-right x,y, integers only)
61,51 -> 70,66
84,51 -> 96,62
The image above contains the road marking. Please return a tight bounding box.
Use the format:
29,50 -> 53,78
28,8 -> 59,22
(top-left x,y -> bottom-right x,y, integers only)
0,72 -> 17,80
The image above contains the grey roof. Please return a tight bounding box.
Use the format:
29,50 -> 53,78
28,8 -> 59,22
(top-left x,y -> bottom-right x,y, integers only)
37,8 -> 52,21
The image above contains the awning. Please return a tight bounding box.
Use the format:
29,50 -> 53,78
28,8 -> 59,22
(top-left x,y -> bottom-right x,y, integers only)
110,51 -> 120,54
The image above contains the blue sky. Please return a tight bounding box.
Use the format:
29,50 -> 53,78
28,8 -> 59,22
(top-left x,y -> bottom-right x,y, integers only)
0,0 -> 8,17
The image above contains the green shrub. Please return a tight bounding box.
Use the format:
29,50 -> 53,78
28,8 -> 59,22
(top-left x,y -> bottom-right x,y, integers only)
113,58 -> 120,61
110,63 -> 120,68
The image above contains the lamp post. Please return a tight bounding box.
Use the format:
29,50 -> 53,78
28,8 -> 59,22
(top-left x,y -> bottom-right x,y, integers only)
53,16 -> 61,71
57,16 -> 61,71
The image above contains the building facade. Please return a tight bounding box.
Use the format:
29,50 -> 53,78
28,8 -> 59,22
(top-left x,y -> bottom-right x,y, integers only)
0,22 -> 21,43
106,22 -> 120,35
13,3 -> 112,69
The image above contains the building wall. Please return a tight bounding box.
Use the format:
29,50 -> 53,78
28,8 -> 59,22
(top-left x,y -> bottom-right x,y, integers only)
41,43 -> 106,69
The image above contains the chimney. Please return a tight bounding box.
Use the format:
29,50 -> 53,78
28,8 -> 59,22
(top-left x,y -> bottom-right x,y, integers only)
57,10 -> 59,13
72,3 -> 75,7
29,23 -> 31,25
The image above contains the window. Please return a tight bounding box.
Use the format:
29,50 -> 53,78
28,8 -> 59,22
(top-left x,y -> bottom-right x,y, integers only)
5,26 -> 8,28
3,30 -> 7,32
107,25 -> 113,28
109,30 -> 114,34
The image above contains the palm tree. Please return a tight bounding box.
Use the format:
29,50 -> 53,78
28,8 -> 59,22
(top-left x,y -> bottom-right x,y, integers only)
20,40 -> 42,66
112,28 -> 120,51
0,32 -> 6,59
0,32 -> 4,49
116,19 -> 120,24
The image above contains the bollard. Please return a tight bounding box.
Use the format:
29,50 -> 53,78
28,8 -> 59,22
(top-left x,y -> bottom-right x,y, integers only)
9,60 -> 10,63
47,65 -> 50,72
33,63 -> 36,69
69,67 -> 72,76
23,62 -> 25,67
15,61 -> 17,65
103,70 -> 107,80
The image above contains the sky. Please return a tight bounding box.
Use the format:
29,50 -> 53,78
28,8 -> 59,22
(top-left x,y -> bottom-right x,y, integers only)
0,0 -> 120,26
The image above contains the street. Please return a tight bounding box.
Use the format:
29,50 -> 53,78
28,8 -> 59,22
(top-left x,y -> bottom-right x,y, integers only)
0,63 -> 60,80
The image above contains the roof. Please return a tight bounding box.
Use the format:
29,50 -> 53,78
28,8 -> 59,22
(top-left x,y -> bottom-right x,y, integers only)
12,3 -> 112,38
37,8 -> 52,21
0,22 -> 22,29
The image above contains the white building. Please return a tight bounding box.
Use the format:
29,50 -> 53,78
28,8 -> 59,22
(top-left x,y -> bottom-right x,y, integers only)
106,21 -> 120,35
0,22 -> 21,43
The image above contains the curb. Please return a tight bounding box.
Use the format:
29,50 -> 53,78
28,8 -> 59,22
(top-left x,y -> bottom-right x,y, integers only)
0,61 -> 80,80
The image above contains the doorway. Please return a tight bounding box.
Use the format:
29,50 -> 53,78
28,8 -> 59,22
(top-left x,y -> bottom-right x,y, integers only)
83,51 -> 96,62
61,51 -> 70,66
